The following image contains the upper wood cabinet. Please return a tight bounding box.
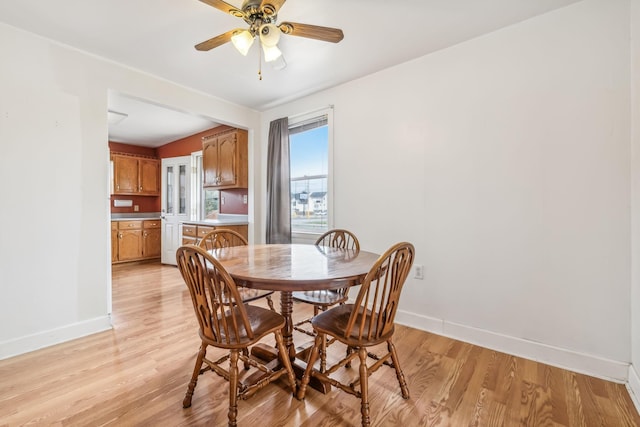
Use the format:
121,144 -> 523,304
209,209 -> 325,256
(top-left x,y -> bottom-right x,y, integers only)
138,158 -> 160,195
202,129 -> 248,189
112,154 -> 160,196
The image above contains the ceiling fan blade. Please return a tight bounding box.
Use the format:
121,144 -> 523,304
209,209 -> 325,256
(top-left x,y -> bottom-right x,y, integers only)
198,0 -> 243,17
260,0 -> 286,16
195,29 -> 240,51
278,22 -> 344,43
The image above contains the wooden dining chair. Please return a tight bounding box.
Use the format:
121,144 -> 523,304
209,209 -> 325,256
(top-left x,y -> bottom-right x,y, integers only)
292,229 -> 360,370
296,242 -> 415,427
176,245 -> 296,427
199,229 -> 275,311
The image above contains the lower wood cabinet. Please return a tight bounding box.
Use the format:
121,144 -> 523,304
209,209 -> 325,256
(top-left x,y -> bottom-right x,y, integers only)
142,221 -> 161,259
181,223 -> 248,245
111,221 -> 119,263
112,220 -> 161,263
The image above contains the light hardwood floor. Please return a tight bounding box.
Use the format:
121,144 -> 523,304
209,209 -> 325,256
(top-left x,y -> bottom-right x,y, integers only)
1,261 -> 639,426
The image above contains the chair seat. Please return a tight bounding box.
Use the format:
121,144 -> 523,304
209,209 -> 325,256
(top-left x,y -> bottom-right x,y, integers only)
204,305 -> 285,348
311,304 -> 394,347
292,289 -> 348,307
238,288 -> 275,304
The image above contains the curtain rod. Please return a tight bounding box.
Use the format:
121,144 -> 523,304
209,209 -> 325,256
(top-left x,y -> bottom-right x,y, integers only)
288,105 -> 334,121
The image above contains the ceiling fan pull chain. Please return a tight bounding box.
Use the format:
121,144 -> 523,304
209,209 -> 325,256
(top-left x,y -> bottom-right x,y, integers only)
258,42 -> 263,80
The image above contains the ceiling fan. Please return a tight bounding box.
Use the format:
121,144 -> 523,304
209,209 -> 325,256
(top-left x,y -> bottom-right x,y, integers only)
195,0 -> 344,77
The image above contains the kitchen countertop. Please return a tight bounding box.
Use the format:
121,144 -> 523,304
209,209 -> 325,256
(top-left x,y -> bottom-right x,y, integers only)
111,213 -> 161,221
111,213 -> 248,225
182,215 -> 248,226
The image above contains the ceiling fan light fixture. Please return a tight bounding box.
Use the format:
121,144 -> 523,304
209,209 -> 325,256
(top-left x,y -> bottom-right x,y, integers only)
262,44 -> 282,62
259,23 -> 281,47
231,30 -> 254,56
269,54 -> 287,70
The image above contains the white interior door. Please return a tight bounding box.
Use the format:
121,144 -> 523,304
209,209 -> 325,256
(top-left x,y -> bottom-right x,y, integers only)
161,156 -> 191,265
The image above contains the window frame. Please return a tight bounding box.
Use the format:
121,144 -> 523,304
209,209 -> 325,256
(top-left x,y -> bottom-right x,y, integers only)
190,150 -> 219,221
288,108 -> 334,242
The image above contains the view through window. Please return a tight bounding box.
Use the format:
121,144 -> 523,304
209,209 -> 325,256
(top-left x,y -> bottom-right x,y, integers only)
289,113 -> 329,233
193,153 -> 219,220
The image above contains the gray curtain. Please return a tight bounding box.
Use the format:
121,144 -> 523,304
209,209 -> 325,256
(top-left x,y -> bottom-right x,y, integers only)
266,117 -> 291,243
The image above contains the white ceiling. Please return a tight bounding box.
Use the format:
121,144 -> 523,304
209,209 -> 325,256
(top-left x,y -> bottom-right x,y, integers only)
0,0 -> 583,147
107,92 -> 220,146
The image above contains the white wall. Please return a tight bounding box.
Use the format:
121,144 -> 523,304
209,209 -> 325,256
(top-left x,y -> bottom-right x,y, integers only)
261,0 -> 632,381
630,0 -> 640,408
0,23 -> 259,359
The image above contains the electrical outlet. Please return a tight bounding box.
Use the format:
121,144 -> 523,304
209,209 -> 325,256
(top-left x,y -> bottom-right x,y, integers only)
243,195 -> 248,204
133,205 -> 139,212
414,264 -> 424,280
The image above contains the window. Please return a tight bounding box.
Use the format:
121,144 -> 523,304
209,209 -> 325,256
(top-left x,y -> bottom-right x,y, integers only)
191,152 -> 219,220
289,110 -> 332,234
165,164 -> 188,215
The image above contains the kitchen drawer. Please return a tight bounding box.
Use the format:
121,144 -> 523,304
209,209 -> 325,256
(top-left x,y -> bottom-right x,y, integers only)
182,236 -> 198,246
119,220 -> 143,230
143,220 -> 161,229
197,226 -> 215,237
182,224 -> 197,237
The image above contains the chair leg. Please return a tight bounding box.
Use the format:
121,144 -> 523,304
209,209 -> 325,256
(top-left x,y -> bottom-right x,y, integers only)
242,347 -> 250,370
266,295 -> 276,312
387,339 -> 410,399
358,347 -> 371,426
345,346 -> 354,368
274,330 -> 297,395
296,333 -> 323,400
320,332 -> 328,373
316,306 -> 331,372
228,350 -> 239,427
183,344 -> 206,408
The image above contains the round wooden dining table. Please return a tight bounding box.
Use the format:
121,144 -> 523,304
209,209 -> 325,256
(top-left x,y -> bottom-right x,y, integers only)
210,243 -> 381,361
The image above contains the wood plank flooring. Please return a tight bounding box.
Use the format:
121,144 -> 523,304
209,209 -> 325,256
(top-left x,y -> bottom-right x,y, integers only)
1,261 -> 639,426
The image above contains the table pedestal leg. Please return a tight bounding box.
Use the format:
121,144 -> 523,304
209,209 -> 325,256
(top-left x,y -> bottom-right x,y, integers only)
250,290 -> 330,394
280,291 -> 296,360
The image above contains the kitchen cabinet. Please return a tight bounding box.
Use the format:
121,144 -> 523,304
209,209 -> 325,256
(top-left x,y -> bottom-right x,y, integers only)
202,129 -> 248,189
112,154 -> 160,196
181,223 -> 248,245
142,220 -> 161,259
116,220 -> 143,262
111,221 -> 118,263
181,224 -> 198,246
112,219 -> 161,263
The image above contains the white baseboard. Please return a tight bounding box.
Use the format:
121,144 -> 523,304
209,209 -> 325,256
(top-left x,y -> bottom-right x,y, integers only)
395,309 -> 629,383
628,365 -> 640,414
0,316 -> 112,361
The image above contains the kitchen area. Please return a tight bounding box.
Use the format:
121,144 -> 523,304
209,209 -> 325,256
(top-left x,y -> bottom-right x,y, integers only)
109,98 -> 250,266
